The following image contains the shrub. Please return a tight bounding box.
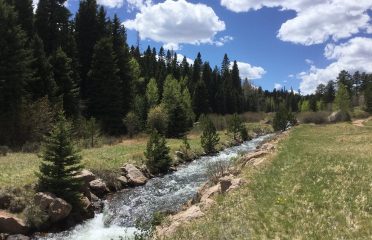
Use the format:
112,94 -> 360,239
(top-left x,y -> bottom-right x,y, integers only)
144,130 -> 172,174
273,106 -> 296,131
123,111 -> 141,138
227,113 -> 248,141
146,105 -> 168,134
352,108 -> 370,119
200,115 -> 220,154
328,111 -> 351,123
297,112 -> 330,124
206,161 -> 231,184
177,137 -> 196,162
0,145 -> 10,156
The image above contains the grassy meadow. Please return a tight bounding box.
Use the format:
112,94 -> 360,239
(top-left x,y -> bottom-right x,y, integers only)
168,121 -> 372,239
0,122 -> 272,189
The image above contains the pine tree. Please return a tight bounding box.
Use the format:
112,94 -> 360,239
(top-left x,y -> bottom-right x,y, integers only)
200,115 -> 219,154
75,0 -> 99,99
192,80 -> 209,118
272,105 -> 295,131
35,0 -> 70,54
112,14 -> 132,116
0,0 -> 32,146
28,35 -> 57,101
337,70 -> 353,96
7,0 -> 34,38
364,82 -> 372,113
88,37 -> 123,134
191,52 -> 202,93
145,130 -> 172,174
38,111 -> 83,203
146,78 -> 159,108
227,113 -> 243,141
50,47 -> 80,119
334,83 -> 351,113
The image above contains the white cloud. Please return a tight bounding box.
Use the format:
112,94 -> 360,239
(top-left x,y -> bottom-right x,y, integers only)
305,59 -> 313,65
126,0 -> 152,11
274,83 -> 282,90
215,35 -> 234,46
221,0 -> 372,45
299,37 -> 372,94
236,61 -> 266,80
288,74 -> 294,78
177,54 -> 194,65
124,0 -> 226,50
97,0 -> 123,8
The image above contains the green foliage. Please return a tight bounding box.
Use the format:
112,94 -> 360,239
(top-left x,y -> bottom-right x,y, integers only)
365,82 -> 372,113
273,106 -> 296,131
50,47 -> 80,119
146,78 -> 159,108
37,111 -> 83,204
162,75 -> 190,138
192,80 -> 210,118
123,111 -> 140,138
146,105 -> 168,134
144,130 -> 172,174
88,37 -> 123,134
200,115 -> 220,154
334,83 -> 351,112
227,113 -> 245,141
300,100 -> 310,112
0,0 -> 32,147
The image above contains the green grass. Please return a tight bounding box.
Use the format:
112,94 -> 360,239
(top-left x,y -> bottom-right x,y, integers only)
0,130 -> 235,188
168,122 -> 372,239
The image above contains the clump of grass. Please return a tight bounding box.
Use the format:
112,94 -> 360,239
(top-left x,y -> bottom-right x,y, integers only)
168,122 -> 372,239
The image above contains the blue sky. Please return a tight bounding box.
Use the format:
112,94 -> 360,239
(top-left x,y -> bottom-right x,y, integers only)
64,0 -> 372,94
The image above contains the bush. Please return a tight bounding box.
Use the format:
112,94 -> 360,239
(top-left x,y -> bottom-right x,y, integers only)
328,111 -> 351,123
145,130 -> 172,174
146,105 -> 168,134
200,115 -> 220,154
227,113 -> 248,141
352,108 -> 370,119
0,145 -> 10,156
273,106 -> 296,131
206,161 -> 231,184
123,111 -> 141,138
177,137 -> 196,162
297,112 -> 330,124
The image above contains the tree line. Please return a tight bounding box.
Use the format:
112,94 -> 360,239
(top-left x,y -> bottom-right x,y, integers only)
1,0 -> 371,148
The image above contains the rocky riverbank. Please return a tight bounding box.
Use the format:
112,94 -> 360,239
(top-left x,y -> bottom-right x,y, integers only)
154,132 -> 287,239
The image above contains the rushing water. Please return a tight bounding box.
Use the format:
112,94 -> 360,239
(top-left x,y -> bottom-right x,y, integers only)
36,135 -> 273,240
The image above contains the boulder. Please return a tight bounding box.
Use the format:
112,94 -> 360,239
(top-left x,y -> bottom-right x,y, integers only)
328,111 -> 351,123
200,184 -> 221,202
0,193 -> 13,209
121,164 -> 147,186
48,198 -> 72,223
241,150 -> 267,166
34,192 -> 56,211
156,206 -> 204,238
219,176 -> 233,193
80,196 -> 94,219
6,234 -> 30,240
89,179 -> 110,198
117,176 -> 128,186
0,211 -> 28,234
75,169 -> 96,185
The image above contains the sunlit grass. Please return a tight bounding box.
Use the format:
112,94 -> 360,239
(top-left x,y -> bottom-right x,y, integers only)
168,122 -> 372,239
0,129 -> 237,188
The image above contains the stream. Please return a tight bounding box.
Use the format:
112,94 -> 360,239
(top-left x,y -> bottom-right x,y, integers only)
36,134 -> 273,240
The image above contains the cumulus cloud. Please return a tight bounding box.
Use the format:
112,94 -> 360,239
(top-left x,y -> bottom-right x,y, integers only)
126,0 -> 152,11
176,54 -> 194,65
97,0 -> 123,8
124,0 -> 226,50
299,37 -> 372,94
274,83 -> 282,90
221,0 -> 372,45
236,61 -> 266,80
